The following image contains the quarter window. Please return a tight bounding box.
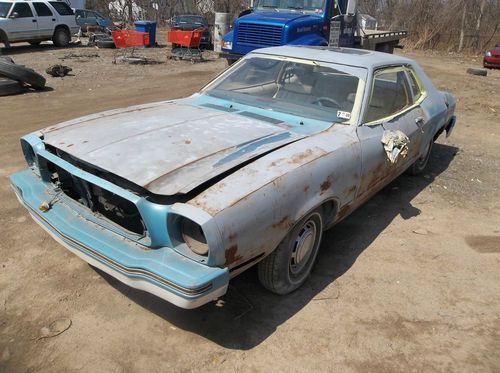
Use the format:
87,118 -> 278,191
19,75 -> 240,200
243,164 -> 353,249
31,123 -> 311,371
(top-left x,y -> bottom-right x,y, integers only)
364,67 -> 413,123
49,1 -> 73,15
33,2 -> 53,16
406,68 -> 422,102
12,3 -> 34,18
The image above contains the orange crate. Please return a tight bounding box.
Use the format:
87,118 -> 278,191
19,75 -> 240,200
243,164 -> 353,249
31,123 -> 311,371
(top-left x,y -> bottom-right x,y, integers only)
111,30 -> 150,49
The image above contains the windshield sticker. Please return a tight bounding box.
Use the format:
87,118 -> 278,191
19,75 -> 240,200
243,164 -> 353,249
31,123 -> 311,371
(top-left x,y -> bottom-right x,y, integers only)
337,111 -> 351,120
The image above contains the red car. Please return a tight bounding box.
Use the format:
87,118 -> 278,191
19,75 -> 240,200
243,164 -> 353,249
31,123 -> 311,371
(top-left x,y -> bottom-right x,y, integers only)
484,43 -> 500,68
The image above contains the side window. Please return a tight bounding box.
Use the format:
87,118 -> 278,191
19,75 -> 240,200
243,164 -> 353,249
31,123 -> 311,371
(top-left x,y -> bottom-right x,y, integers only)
12,3 -> 34,17
49,1 -> 74,15
75,9 -> 84,17
33,2 -> 53,17
406,68 -> 422,102
364,67 -> 413,123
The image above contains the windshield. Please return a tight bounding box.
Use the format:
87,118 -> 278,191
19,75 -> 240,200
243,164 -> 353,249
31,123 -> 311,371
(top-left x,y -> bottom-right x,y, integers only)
0,2 -> 12,17
203,56 -> 363,123
256,0 -> 326,12
174,15 -> 206,25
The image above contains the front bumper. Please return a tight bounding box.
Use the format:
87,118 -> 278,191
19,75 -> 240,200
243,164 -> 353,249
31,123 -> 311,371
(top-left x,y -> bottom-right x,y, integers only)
10,169 -> 229,309
483,56 -> 500,68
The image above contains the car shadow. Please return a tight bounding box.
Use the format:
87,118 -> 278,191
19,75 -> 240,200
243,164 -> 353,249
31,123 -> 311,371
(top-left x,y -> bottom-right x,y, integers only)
1,42 -> 86,55
96,142 -> 458,349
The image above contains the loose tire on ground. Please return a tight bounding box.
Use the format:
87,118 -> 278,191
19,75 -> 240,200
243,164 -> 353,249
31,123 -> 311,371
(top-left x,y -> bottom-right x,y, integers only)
258,209 -> 323,294
0,77 -> 25,96
466,68 -> 487,76
96,39 -> 115,49
0,60 -> 46,90
0,56 -> 14,64
52,27 -> 71,47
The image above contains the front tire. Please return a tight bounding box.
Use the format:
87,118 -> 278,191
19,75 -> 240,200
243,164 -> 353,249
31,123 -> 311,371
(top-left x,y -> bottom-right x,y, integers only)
258,210 -> 323,294
52,27 -> 70,47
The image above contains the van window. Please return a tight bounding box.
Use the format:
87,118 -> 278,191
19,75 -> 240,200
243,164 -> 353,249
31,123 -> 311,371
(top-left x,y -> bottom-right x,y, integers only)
49,1 -> 73,15
12,3 -> 34,17
33,2 -> 53,16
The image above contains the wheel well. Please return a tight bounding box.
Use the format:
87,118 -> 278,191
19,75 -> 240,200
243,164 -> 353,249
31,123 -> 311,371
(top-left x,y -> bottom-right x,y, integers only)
319,199 -> 338,228
54,25 -> 70,35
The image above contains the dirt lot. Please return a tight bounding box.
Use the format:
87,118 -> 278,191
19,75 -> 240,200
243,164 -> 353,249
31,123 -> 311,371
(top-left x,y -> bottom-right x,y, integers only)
0,40 -> 499,372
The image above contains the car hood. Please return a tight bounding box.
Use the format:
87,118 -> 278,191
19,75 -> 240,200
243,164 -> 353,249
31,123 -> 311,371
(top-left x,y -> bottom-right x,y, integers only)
41,101 -> 305,195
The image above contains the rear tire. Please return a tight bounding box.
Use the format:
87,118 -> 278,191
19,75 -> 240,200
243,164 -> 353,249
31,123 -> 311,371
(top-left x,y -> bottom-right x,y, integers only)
52,27 -> 71,47
0,60 -> 46,90
407,140 -> 433,175
258,210 -> 323,294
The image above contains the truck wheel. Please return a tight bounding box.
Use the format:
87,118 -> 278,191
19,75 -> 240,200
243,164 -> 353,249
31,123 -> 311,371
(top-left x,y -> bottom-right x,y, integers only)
0,60 -> 46,90
52,27 -> 71,47
258,210 -> 323,294
407,140 -> 433,175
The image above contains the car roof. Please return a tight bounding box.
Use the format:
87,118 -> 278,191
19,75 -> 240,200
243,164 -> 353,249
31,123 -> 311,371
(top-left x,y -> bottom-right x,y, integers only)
251,45 -> 414,69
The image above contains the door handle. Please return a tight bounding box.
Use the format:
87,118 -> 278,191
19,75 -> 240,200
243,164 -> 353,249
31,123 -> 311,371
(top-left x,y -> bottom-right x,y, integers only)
415,116 -> 425,133
32,19 -> 37,22
52,18 -> 56,21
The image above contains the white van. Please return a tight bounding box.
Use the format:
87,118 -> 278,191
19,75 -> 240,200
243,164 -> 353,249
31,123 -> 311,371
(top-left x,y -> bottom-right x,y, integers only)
0,0 -> 79,47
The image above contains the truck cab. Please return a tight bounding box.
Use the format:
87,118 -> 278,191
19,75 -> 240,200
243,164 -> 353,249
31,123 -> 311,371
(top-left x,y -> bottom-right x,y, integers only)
220,0 -> 406,64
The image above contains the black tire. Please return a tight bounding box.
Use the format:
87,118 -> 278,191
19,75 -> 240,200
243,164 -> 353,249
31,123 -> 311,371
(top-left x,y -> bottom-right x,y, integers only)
29,41 -> 42,46
258,210 -> 323,294
0,30 -> 10,48
466,68 -> 487,76
407,139 -> 433,175
96,39 -> 115,49
0,60 -> 46,90
0,77 -> 25,96
227,58 -> 236,66
52,27 -> 71,47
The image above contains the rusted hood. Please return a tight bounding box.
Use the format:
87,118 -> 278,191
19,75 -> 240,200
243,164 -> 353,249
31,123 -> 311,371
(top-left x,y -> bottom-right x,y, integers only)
42,101 -> 305,195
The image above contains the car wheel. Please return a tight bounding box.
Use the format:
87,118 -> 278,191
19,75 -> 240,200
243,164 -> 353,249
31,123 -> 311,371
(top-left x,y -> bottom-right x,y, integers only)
29,41 -> 42,46
258,210 -> 323,294
0,60 -> 46,90
0,77 -> 25,96
52,27 -> 71,47
407,139 -> 433,175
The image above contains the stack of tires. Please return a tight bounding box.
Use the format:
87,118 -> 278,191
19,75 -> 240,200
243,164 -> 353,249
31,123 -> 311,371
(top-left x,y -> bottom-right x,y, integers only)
0,56 -> 46,96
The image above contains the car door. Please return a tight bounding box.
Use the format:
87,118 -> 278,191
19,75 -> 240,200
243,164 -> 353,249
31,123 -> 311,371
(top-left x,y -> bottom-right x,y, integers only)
6,2 -> 37,41
32,2 -> 55,38
356,65 -> 427,198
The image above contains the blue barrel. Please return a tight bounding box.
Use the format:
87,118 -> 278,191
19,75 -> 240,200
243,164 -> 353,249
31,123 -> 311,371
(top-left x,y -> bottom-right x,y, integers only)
134,21 -> 157,47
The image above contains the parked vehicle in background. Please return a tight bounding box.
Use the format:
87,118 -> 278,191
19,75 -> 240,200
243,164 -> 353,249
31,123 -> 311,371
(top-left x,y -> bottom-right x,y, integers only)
10,46 -> 456,309
0,0 -> 78,47
170,14 -> 211,48
74,8 -> 113,32
220,0 -> 407,65
483,43 -> 500,69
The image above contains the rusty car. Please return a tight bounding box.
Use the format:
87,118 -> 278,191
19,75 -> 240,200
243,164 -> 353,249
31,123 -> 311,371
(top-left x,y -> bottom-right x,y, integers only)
10,46 -> 456,309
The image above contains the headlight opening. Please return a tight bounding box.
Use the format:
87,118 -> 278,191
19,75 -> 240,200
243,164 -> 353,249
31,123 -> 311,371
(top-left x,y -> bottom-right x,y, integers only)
181,218 -> 209,256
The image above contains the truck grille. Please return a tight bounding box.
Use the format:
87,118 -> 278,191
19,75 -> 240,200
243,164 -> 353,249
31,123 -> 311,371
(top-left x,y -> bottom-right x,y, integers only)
237,22 -> 283,47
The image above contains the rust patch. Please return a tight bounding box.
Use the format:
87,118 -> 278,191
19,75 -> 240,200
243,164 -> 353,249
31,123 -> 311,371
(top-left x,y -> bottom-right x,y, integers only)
465,235 -> 500,253
290,148 -> 313,164
225,245 -> 242,265
303,185 -> 310,193
320,176 -> 332,195
342,184 -> 356,196
184,139 -> 191,144
66,144 -> 74,148
228,232 -> 237,241
336,204 -> 352,221
272,216 -> 292,230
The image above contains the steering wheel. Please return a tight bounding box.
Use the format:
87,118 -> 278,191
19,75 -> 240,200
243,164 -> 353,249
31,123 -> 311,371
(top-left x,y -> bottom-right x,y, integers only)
312,97 -> 341,108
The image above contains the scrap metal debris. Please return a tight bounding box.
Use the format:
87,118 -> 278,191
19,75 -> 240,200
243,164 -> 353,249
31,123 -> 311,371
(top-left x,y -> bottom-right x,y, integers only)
381,130 -> 410,163
114,56 -> 162,65
46,65 -> 72,77
60,52 -> 99,61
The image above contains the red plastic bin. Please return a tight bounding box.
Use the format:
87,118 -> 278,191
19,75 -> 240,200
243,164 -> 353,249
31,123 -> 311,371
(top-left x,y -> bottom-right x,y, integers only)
111,30 -> 150,49
167,29 -> 203,48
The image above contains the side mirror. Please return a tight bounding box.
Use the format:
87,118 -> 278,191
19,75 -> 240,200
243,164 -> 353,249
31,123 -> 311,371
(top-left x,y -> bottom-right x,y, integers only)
9,12 -> 19,19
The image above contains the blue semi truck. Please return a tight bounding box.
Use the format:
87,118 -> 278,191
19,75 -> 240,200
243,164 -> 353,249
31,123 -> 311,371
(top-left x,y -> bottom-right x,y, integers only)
219,0 -> 407,64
